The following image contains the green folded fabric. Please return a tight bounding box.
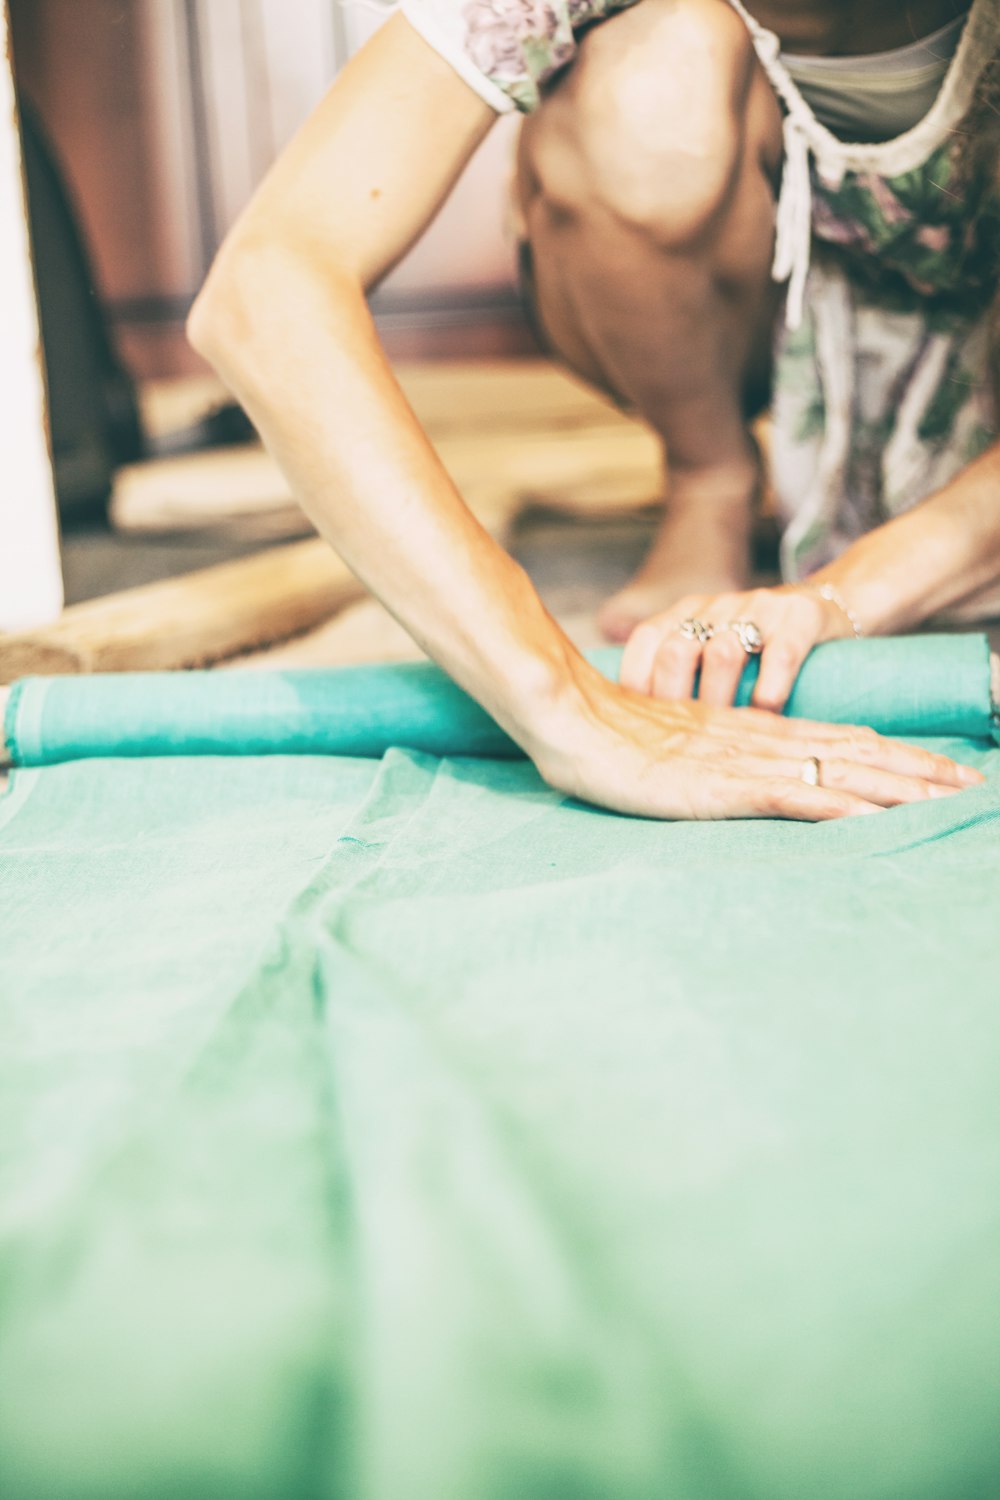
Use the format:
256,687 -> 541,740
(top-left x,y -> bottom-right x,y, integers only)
2,632 -> 999,1499
1,732 -> 999,1500
4,633 -> 996,767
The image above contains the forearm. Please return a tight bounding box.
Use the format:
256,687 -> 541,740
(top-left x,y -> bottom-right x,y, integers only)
808,436 -> 1000,634
189,244 -> 588,754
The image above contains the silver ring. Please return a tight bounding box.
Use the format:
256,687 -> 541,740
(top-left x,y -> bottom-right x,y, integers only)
727,619 -> 764,656
800,756 -> 821,787
677,618 -> 714,644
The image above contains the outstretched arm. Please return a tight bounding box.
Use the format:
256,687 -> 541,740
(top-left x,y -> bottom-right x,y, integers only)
188,16 -> 978,818
622,432 -> 1000,710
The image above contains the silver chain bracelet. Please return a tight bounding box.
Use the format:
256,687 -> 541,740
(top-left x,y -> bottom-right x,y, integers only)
802,581 -> 864,639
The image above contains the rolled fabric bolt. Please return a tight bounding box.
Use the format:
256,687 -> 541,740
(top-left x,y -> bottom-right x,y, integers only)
731,636 -> 996,739
2,636 -> 996,769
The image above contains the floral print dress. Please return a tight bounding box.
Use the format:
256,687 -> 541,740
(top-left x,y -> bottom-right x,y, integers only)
729,0 -> 1000,577
399,0 -> 1000,579
399,0 -> 640,112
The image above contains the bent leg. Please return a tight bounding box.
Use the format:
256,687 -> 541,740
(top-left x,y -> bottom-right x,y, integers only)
516,0 -> 784,639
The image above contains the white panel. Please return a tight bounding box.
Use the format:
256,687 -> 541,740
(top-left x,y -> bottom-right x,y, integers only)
139,0 -> 204,291
340,0 -> 395,57
195,0 -> 335,237
257,0 -> 336,155
188,0 -> 516,294
0,1 -> 63,631
382,118 -> 519,294
197,0 -> 257,235
340,2 -> 519,295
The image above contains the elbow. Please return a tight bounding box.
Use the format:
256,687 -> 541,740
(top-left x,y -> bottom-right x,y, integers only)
186,234 -> 363,376
185,281 -> 221,366
185,242 -> 259,372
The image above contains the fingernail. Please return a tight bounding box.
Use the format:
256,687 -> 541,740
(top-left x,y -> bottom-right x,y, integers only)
959,766 -> 986,785
929,784 -> 960,799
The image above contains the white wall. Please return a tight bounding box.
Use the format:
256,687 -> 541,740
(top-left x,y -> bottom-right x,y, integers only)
172,0 -> 518,297
342,3 -> 519,297
0,0 -> 62,631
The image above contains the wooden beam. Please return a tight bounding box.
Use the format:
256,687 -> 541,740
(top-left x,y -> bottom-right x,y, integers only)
0,538 -> 366,683
110,419 -> 662,536
1,460 -> 530,685
396,359 -> 634,437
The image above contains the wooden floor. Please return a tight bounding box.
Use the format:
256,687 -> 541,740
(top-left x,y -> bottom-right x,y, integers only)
157,358 -> 670,669
0,359 -> 659,770
9,359 -> 677,682
0,357 -> 782,756
2,356 -> 998,781
221,361 -> 777,669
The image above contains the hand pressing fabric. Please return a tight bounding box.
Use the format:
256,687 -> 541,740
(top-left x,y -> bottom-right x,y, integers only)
529,659 -> 982,823
621,583 -> 859,711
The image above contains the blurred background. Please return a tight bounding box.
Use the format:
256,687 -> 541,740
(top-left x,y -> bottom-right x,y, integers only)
9,0 -> 529,381
6,0 -> 537,602
6,0 -> 666,644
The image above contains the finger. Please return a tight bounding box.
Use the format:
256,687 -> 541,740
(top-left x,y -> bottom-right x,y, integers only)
746,778 -> 882,821
789,728 -> 984,789
619,595 -> 711,694
750,633 -> 814,713
748,595 -> 824,713
621,619 -> 669,695
697,625 -> 754,708
726,728 -> 982,789
695,710 -> 984,788
674,766 -> 881,822
811,757 -> 966,806
651,632 -> 705,701
726,753 -> 965,808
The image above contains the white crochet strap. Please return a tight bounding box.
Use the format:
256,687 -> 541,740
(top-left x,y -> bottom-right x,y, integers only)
725,0 -> 822,329
772,116 -> 812,331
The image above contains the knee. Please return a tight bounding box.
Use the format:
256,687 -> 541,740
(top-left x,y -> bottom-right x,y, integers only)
525,0 -> 760,249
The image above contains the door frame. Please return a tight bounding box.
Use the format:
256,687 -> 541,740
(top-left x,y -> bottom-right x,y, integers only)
0,0 -> 62,631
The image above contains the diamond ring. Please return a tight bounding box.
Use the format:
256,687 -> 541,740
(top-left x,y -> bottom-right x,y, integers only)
727,619 -> 764,656
677,618 -> 714,644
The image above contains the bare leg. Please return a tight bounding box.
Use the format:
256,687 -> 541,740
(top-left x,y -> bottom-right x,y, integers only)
516,0 -> 784,640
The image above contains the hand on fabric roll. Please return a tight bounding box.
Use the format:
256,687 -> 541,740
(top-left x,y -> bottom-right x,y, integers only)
621,585 -> 858,711
529,661 -> 982,823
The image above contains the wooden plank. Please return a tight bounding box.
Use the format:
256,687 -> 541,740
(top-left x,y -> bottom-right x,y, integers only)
396,359 -> 633,437
232,596 -> 426,672
110,446 -> 308,538
1,474 -> 526,684
0,538 -> 366,683
12,358 -> 660,685
441,425 -> 661,514
111,419 -> 661,535
137,360 -> 632,447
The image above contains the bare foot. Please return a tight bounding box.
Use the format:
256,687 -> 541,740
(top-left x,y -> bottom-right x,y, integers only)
598,442 -> 762,643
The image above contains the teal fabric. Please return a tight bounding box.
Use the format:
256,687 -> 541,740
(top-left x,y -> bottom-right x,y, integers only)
1,646 -> 999,1499
5,634 -> 996,766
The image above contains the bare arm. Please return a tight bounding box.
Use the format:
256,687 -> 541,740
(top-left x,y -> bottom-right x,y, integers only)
188,19 -> 566,742
188,16 -> 977,817
810,436 -> 1000,631
623,435 -> 1000,710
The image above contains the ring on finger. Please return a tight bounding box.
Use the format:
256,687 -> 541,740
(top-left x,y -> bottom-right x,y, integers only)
677,618 -> 715,644
726,619 -> 765,656
800,755 -> 821,787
